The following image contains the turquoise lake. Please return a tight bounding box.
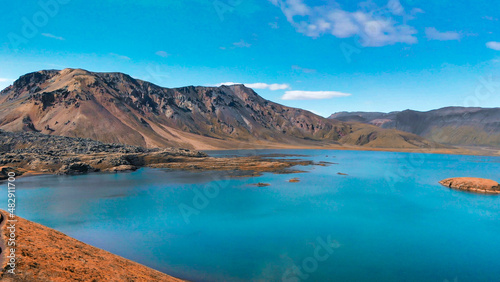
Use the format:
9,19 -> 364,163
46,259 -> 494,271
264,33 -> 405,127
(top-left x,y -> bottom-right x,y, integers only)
3,150 -> 500,281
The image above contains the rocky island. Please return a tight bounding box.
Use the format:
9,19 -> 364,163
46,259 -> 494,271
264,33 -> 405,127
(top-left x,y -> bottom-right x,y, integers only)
439,177 -> 500,194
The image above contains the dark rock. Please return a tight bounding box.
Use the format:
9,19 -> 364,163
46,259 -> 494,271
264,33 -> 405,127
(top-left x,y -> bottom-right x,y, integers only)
58,162 -> 98,175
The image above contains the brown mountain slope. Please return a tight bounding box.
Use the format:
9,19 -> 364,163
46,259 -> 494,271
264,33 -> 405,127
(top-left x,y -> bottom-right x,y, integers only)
339,123 -> 441,148
0,210 -> 183,281
0,68 -> 439,150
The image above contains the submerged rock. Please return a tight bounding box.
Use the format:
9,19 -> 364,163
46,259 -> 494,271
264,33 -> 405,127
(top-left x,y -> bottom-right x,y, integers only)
253,183 -> 271,187
289,178 -> 300,183
439,177 -> 500,194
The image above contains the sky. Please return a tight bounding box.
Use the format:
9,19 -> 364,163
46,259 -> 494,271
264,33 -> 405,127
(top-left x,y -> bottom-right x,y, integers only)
1,0 -> 499,117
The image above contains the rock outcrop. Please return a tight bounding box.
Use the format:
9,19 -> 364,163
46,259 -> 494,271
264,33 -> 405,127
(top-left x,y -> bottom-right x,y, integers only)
0,130 -> 320,179
439,177 -> 500,194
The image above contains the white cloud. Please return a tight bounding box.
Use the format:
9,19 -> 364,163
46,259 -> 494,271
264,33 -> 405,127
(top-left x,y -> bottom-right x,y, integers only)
233,40 -> 251,48
155,51 -> 170,58
387,0 -> 404,16
217,80 -> 351,100
282,90 -> 351,100
425,27 -> 461,41
217,82 -> 290,90
0,78 -> 13,83
42,33 -> 65,40
486,41 -> 500,51
217,82 -> 240,86
269,0 -> 419,47
246,83 -> 290,90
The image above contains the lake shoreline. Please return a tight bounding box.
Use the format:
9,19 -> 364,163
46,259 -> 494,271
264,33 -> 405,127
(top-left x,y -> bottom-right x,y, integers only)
206,144 -> 500,157
3,145 -> 499,181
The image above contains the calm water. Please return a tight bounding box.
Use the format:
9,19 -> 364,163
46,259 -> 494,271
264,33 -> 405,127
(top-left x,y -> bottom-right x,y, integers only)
3,150 -> 500,281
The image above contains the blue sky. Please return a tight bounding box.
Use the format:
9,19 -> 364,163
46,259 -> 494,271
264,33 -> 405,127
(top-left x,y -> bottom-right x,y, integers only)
1,0 -> 499,116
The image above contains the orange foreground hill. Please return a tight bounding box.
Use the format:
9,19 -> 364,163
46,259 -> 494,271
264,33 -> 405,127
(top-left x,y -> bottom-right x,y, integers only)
0,210 -> 183,281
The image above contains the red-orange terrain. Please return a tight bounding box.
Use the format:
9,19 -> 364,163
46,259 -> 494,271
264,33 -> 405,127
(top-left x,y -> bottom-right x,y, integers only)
0,210 -> 183,281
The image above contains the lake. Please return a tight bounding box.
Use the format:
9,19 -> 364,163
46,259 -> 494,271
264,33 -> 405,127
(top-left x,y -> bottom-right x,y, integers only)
4,150 -> 500,281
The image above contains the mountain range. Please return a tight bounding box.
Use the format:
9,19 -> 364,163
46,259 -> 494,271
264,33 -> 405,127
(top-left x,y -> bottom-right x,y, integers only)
329,107 -> 500,147
0,68 -> 438,150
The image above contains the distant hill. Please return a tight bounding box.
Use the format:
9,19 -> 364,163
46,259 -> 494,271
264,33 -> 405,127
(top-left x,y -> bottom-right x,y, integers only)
0,68 -> 439,150
329,107 -> 500,147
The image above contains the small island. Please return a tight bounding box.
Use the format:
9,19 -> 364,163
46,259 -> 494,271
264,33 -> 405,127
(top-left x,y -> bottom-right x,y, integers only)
439,177 -> 500,194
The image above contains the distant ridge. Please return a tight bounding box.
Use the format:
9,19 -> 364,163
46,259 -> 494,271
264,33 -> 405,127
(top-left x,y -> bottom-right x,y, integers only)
0,68 -> 439,150
329,107 -> 500,147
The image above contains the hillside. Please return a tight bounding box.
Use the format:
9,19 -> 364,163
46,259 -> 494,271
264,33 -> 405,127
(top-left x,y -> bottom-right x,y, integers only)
0,68 -> 439,150
0,210 -> 183,281
330,107 -> 500,147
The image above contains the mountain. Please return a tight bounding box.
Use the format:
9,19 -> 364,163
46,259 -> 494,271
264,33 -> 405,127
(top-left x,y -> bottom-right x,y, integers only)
0,68 -> 438,150
329,107 -> 500,147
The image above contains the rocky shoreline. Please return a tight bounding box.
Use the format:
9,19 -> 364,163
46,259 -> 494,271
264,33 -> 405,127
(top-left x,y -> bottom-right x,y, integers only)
0,130 -> 318,180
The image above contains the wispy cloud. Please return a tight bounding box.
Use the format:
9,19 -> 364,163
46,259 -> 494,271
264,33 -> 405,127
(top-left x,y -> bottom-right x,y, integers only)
292,65 -> 316,73
269,22 -> 279,29
486,41 -> 500,51
282,90 -> 351,100
217,82 -> 290,90
155,51 -> 170,58
220,40 -> 252,50
269,0 -> 419,47
42,33 -> 65,40
109,53 -> 131,60
0,78 -> 14,90
232,40 -> 251,48
425,27 -> 461,41
483,16 -> 498,21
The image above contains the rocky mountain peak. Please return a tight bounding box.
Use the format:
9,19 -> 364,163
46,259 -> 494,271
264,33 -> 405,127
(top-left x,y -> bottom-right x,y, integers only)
0,69 -> 440,150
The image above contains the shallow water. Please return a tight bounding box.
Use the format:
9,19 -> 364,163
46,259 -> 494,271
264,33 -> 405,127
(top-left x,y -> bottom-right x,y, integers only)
3,150 -> 500,281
